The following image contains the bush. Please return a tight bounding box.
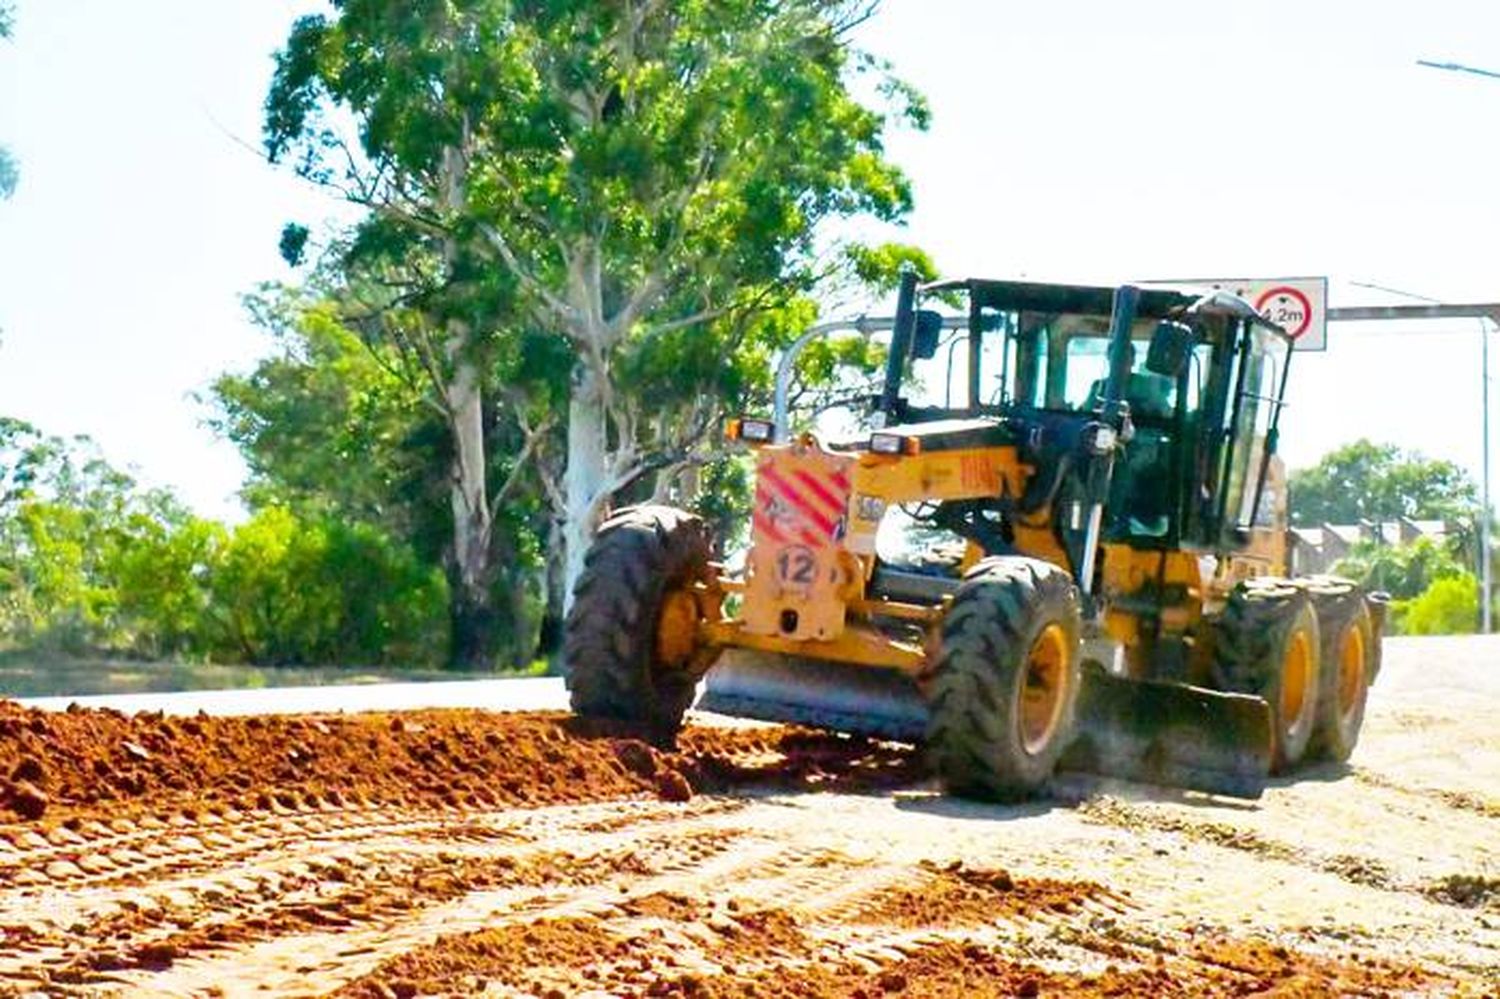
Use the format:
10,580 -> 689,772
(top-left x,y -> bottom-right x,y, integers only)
108,514 -> 227,659
204,508 -> 448,666
1394,574 -> 1480,636
1,421 -> 450,667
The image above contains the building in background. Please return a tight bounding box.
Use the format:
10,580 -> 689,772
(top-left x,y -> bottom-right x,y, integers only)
1289,518 -> 1450,577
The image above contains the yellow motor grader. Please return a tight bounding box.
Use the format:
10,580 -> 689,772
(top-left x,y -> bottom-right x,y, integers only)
563,275 -> 1384,800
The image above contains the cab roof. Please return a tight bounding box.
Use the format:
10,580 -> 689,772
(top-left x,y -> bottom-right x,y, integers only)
921,277 -> 1289,338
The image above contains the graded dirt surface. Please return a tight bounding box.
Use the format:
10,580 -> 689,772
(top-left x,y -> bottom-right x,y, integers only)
1,636 -> 1496,997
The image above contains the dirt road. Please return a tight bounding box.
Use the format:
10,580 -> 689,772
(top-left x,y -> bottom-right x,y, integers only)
1,637 -> 1496,996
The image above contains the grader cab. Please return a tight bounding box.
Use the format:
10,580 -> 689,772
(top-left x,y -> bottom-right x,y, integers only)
564,275 -> 1384,800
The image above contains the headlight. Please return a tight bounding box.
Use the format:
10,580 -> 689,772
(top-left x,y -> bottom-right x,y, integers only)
1088,425 -> 1118,454
870,433 -> 919,456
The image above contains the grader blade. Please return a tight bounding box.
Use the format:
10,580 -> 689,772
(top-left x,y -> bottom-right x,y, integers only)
698,650 -> 928,743
699,653 -> 1273,799
1060,660 -> 1274,799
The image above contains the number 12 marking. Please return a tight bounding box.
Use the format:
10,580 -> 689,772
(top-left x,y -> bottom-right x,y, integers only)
776,546 -> 816,585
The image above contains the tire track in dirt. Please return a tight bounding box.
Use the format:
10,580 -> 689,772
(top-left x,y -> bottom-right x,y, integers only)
0,798 -> 747,996
1,803 -> 494,891
316,856 -> 1450,999
1075,793 -> 1498,910
80,815 -> 789,996
1352,764 -> 1500,819
3,798 -> 1180,999
2,667 -> 1489,998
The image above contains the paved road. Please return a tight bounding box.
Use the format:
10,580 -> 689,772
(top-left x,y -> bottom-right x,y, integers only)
18,635 -> 1497,718
20,675 -> 570,716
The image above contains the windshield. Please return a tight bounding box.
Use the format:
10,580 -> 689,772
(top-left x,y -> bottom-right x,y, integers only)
892,300 -> 1211,423
981,312 -> 1194,420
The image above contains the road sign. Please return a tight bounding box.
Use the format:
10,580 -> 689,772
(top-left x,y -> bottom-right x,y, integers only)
1148,277 -> 1329,351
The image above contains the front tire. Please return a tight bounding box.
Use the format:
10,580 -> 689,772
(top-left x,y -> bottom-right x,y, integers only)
564,505 -> 711,744
925,557 -> 1082,801
1213,578 -> 1322,772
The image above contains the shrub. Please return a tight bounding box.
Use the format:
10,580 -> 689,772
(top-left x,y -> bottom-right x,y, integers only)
204,508 -> 447,666
1395,574 -> 1480,636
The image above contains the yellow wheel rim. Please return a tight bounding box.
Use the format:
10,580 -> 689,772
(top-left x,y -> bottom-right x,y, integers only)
1338,623 -> 1367,721
1280,627 -> 1313,732
655,588 -> 701,668
1020,623 -> 1070,756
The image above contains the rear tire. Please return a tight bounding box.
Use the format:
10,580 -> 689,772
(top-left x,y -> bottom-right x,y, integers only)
564,505 -> 712,744
1304,577 -> 1376,763
1213,578 -> 1322,772
925,557 -> 1082,801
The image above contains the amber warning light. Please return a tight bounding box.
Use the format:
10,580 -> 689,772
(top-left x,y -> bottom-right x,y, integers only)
727,417 -> 775,444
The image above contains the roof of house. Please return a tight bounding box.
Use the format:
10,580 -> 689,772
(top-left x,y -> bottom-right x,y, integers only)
1324,524 -> 1363,545
1290,527 -> 1324,547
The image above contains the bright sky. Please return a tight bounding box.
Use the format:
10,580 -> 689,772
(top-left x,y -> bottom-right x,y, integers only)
1,1 -> 1498,521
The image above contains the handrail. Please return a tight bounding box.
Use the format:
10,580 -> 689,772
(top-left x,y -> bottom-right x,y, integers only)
771,313 -> 967,441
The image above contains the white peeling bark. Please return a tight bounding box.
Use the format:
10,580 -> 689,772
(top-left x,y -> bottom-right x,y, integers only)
563,359 -> 609,611
447,349 -> 491,600
438,133 -> 496,665
559,234 -> 620,612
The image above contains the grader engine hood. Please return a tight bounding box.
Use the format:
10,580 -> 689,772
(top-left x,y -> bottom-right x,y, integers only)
743,420 -> 1032,646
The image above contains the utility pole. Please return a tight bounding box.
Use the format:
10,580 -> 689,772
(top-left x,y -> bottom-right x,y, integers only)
1410,57 -> 1499,631
1486,319 -> 1493,634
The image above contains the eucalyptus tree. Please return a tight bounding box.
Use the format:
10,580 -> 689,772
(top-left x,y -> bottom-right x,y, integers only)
265,6 -> 556,664
211,284 -> 561,666
265,0 -> 925,603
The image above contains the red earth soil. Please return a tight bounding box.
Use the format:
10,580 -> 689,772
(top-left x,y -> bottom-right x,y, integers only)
0,699 -> 919,826
329,887 -> 1440,999
0,699 -> 1464,997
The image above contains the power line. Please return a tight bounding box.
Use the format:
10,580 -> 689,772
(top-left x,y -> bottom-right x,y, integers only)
1416,59 -> 1500,81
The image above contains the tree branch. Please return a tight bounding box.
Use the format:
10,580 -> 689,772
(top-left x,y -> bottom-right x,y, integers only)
478,221 -> 578,326
488,410 -> 554,522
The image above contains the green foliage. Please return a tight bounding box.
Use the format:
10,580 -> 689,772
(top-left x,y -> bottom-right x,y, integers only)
844,243 -> 939,292
0,418 -> 180,655
262,0 -> 927,490
690,455 -> 754,558
209,286 -> 445,557
0,418 -> 449,666
1289,439 -> 1478,527
278,223 -> 310,267
1332,536 -> 1468,601
1394,573 -> 1479,636
205,508 -> 448,666
109,515 -> 225,659
209,286 -> 551,666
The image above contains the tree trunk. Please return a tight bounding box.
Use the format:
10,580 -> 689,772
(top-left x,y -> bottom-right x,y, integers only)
563,361 -> 609,611
435,134 -> 499,670
448,566 -> 498,669
446,352 -> 496,668
534,517 -> 567,668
